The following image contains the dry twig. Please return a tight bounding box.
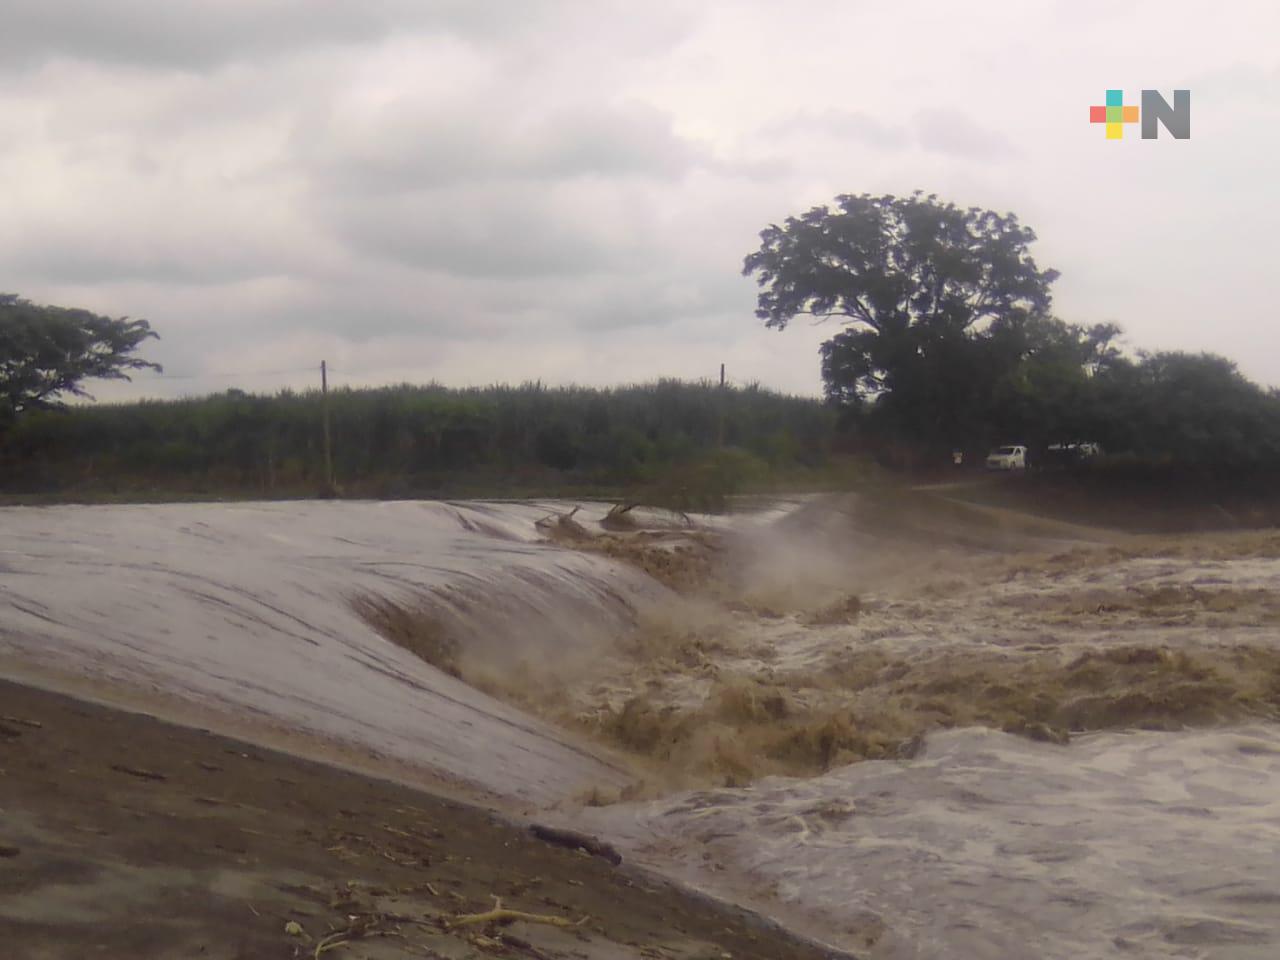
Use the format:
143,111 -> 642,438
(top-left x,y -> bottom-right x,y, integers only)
448,896 -> 587,931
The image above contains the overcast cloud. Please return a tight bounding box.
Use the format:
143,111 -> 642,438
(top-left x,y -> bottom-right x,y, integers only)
3,0 -> 1277,400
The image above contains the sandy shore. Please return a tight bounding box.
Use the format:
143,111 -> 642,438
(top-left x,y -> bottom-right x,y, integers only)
0,678 -> 850,960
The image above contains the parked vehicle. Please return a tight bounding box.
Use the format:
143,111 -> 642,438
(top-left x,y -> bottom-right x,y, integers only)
985,445 -> 1027,470
1045,441 -> 1103,466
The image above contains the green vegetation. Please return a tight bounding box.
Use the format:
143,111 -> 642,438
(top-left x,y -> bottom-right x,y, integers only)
5,187 -> 1279,508
1,294 -> 161,426
744,192 -> 1280,471
0,379 -> 837,503
744,191 -> 1080,453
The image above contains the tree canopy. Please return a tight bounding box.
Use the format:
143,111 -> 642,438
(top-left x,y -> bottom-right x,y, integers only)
743,191 -> 1280,470
745,193 -> 1056,333
0,294 -> 161,423
743,193 -> 1120,451
1089,351 -> 1280,466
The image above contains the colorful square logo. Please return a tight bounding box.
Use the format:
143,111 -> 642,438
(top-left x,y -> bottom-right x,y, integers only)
1091,90 -> 1140,140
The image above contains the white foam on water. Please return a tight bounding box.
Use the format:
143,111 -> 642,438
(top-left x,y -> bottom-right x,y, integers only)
578,725 -> 1280,959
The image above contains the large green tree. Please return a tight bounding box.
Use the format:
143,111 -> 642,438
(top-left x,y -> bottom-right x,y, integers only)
0,294 -> 161,423
743,192 -> 1074,447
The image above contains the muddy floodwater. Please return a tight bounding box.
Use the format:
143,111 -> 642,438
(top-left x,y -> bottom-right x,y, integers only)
2,494 -> 1279,959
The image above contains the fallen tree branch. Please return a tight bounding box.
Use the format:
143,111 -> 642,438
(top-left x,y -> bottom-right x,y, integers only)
447,896 -> 587,931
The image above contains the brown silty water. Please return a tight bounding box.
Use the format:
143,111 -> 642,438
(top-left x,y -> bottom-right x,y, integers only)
4,492 -> 1278,958
398,492 -> 1280,795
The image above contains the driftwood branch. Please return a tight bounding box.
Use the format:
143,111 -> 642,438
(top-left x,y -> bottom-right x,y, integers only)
447,896 -> 588,930
529,824 -> 622,865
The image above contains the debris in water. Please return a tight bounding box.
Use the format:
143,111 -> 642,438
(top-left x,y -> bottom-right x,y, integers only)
529,824 -> 623,865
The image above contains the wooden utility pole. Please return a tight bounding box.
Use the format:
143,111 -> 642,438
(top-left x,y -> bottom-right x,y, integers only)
321,360 -> 334,494
717,363 -> 726,448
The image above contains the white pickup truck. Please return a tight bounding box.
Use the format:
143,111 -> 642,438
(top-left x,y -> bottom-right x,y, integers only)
985,445 -> 1027,470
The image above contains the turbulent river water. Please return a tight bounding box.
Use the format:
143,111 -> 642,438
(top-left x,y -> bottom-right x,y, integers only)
581,724 -> 1280,959
2,497 -> 1278,959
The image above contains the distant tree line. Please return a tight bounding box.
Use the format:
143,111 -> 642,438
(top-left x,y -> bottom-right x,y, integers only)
8,184 -> 1280,511
0,380 -> 836,503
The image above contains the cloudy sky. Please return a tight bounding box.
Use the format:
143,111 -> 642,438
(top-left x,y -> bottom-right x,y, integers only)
3,0 -> 1278,401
